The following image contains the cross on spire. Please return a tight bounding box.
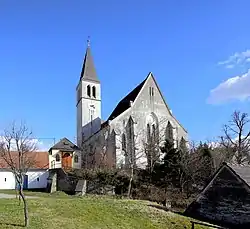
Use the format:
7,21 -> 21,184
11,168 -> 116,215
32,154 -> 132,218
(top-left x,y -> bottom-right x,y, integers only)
87,36 -> 91,47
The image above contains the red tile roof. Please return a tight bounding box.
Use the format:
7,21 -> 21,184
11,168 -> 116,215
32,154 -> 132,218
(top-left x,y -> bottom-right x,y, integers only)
0,151 -> 49,170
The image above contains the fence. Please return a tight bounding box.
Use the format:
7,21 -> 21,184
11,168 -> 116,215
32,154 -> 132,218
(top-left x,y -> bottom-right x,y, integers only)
190,221 -> 227,229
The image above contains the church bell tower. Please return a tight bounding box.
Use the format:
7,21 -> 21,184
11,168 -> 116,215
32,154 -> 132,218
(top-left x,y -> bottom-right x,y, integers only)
76,39 -> 101,146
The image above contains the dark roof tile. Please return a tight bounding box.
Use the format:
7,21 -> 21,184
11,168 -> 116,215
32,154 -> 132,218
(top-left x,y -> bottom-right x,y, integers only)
107,76 -> 148,121
50,138 -> 79,152
229,164 -> 250,186
80,46 -> 99,83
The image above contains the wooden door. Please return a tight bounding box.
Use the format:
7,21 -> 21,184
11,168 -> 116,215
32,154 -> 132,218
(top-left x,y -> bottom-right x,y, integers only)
62,153 -> 72,169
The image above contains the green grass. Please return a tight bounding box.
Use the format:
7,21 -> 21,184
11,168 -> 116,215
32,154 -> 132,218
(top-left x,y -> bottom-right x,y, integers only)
0,189 -> 68,197
0,193 -> 210,229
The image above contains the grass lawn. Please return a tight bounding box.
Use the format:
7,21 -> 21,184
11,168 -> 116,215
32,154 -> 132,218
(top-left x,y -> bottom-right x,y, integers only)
0,189 -> 57,197
0,192 -> 210,229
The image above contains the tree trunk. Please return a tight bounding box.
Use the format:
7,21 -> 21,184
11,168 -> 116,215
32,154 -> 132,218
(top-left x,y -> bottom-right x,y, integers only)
19,188 -> 29,227
15,188 -> 18,199
127,167 -> 134,198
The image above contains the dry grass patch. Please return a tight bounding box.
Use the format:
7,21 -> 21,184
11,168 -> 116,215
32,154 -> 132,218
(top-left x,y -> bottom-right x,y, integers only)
0,195 -> 209,229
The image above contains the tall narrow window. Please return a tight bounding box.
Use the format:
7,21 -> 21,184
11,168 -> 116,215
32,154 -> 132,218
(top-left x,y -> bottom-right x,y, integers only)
147,123 -> 151,143
87,85 -> 91,97
92,86 -> 96,98
74,155 -> 79,163
127,117 -> 135,167
152,87 -> 154,96
166,121 -> 174,144
91,112 -> 93,122
56,154 -> 60,162
149,87 -> 151,96
122,133 -> 126,152
180,137 -> 187,152
152,124 -> 156,144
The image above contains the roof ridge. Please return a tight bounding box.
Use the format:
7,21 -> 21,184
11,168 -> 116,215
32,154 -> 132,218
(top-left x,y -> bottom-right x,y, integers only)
107,73 -> 150,121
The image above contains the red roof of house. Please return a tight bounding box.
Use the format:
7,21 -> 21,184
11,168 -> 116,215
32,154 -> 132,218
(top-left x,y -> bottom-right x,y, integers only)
0,151 -> 49,170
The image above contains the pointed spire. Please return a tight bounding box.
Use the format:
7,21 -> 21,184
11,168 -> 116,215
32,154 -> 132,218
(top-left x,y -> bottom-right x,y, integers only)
80,37 -> 99,83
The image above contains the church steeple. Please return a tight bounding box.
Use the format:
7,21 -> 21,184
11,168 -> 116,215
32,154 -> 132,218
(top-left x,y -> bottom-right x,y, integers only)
80,39 -> 99,83
76,38 -> 102,146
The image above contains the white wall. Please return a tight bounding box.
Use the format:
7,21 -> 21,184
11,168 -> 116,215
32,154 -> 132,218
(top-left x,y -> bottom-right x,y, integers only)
77,79 -> 102,145
0,170 -> 49,190
0,171 -> 16,190
72,151 -> 82,169
109,74 -> 188,169
49,149 -> 62,169
49,149 -> 82,169
26,170 -> 49,189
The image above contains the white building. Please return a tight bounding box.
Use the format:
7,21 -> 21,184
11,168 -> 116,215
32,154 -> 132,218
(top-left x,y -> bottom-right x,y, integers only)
75,42 -> 188,169
48,137 -> 81,170
48,41 -> 188,170
0,151 -> 49,190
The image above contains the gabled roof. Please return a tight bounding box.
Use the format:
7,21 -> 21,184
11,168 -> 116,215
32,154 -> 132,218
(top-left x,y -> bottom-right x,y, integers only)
50,138 -> 79,152
198,163 -> 250,194
106,72 -> 188,133
228,164 -> 250,187
107,74 -> 148,121
185,162 -> 250,228
80,44 -> 99,83
0,151 -> 49,169
187,163 -> 250,205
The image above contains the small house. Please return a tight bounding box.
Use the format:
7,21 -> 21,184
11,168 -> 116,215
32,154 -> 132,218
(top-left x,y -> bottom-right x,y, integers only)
0,151 -> 49,190
185,162 -> 250,229
48,137 -> 81,170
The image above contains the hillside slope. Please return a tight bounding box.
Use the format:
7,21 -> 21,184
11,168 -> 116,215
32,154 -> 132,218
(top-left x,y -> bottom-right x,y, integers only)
0,194 -> 209,229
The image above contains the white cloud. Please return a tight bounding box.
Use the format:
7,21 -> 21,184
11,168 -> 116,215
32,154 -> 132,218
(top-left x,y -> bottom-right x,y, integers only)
0,136 -> 53,151
218,49 -> 250,68
208,136 -> 250,149
34,139 -> 53,151
207,69 -> 250,104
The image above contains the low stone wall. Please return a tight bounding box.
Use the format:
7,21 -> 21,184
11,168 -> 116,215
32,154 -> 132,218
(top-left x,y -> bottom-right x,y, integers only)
75,179 -> 115,196
47,169 -> 78,194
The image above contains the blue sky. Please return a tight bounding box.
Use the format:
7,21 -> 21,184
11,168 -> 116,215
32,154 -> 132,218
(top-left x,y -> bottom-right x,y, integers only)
0,0 -> 250,147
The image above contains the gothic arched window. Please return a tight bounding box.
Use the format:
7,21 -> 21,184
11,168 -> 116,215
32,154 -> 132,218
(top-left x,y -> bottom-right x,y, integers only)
74,155 -> 79,163
55,154 -> 60,162
152,124 -> 156,144
122,133 -> 126,152
180,137 -> 187,152
92,86 -> 96,98
87,85 -> 91,97
147,123 -> 151,143
166,121 -> 174,143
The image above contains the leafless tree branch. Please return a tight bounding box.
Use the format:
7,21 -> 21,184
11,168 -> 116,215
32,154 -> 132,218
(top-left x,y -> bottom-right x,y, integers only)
0,122 -> 37,227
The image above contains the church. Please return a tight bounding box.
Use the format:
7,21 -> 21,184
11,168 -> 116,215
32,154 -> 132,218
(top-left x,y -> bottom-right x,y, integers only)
48,42 -> 188,171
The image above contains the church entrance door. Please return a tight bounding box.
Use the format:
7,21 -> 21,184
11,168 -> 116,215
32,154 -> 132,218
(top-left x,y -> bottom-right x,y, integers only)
62,153 -> 72,169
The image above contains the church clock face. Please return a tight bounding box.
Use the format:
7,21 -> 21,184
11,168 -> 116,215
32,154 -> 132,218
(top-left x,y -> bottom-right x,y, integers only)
89,104 -> 95,110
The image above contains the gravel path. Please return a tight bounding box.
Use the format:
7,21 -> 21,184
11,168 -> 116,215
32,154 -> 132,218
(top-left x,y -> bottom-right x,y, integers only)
0,193 -> 38,199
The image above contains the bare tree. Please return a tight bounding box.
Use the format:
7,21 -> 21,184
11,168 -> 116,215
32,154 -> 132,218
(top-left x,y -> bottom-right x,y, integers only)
117,126 -> 145,198
75,126 -> 117,195
0,122 -> 37,227
79,115 -> 178,198
142,117 -> 174,174
80,125 -> 115,169
220,111 -> 250,165
117,116 -> 170,198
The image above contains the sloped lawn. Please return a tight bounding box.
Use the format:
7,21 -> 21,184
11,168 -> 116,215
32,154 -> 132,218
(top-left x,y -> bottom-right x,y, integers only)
0,194 -> 209,229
